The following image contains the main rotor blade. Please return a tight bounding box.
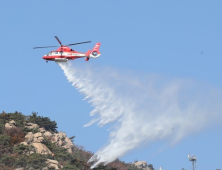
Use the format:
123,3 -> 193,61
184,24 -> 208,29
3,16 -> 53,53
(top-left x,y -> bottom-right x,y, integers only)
55,36 -> 62,45
33,45 -> 60,49
66,41 -> 91,46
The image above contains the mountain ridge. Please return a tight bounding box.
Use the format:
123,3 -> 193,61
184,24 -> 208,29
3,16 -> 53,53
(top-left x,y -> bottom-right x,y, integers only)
0,111 -> 154,170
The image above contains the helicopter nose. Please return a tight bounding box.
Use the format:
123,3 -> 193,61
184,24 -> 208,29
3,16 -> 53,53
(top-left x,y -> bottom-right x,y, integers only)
43,56 -> 47,60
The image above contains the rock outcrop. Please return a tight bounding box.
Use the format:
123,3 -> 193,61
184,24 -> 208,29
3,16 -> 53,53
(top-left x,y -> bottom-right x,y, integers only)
23,124 -> 74,155
15,168 -> 24,170
25,132 -> 44,144
31,143 -> 52,154
20,142 -> 28,146
25,122 -> 39,129
5,120 -> 16,129
39,127 -> 46,133
44,131 -> 52,137
134,161 -> 148,169
132,161 -> 154,170
45,159 -> 63,170
52,132 -> 74,154
5,120 -> 74,158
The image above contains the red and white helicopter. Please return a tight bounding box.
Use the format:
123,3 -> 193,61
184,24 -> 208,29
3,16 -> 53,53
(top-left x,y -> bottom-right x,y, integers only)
33,36 -> 101,63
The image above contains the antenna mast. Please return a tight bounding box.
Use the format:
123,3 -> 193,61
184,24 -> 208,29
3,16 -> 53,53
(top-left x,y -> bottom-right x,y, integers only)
188,154 -> 197,170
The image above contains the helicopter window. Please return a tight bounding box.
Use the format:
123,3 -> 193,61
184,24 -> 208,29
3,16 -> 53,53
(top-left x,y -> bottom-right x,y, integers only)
92,51 -> 98,56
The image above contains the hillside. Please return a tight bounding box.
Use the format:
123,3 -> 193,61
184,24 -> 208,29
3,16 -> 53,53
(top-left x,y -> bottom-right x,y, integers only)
0,111 -> 155,170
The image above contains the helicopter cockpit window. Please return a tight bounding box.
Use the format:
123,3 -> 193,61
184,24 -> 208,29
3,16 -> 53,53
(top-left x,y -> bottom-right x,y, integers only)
47,52 -> 52,56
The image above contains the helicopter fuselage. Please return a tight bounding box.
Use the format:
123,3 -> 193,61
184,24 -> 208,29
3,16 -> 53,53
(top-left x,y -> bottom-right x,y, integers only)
42,44 -> 101,62
33,36 -> 101,62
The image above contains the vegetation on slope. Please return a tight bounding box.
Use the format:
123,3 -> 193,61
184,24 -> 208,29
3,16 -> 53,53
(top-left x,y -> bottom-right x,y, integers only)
0,111 -> 145,170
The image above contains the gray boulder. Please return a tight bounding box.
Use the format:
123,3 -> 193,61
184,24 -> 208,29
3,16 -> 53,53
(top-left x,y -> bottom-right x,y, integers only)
20,142 -> 28,146
25,132 -> 34,144
45,159 -> 59,170
39,127 -> 46,133
132,161 -> 154,170
44,131 -> 52,137
9,120 -> 16,126
31,143 -> 52,154
52,132 -> 74,154
5,120 -> 16,129
25,122 -> 39,129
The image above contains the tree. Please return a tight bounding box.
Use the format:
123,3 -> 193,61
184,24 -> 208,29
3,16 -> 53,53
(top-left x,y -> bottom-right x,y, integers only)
148,164 -> 154,170
27,112 -> 58,132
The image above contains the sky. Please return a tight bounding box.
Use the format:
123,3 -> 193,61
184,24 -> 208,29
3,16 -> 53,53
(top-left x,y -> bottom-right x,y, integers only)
0,1 -> 222,170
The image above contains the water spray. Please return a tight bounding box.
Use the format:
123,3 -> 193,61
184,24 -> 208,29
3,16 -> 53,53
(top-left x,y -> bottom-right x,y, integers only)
59,62 -> 222,168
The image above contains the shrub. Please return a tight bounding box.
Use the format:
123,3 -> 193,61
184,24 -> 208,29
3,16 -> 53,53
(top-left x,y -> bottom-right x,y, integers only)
0,135 -> 13,156
148,164 -> 154,170
14,157 -> 27,168
5,128 -> 25,145
14,144 -> 29,155
0,155 -> 15,167
0,123 -> 4,134
26,153 -> 47,169
63,164 -> 80,170
0,135 -> 10,146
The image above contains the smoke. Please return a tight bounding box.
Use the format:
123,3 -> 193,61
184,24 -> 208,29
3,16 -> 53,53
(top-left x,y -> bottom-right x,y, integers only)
58,62 -> 222,168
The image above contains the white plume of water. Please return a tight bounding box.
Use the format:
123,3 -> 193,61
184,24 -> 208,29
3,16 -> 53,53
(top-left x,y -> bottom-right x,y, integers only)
58,62 -> 222,168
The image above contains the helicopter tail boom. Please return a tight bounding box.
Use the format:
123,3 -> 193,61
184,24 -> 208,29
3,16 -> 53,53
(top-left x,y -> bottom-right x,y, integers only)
89,43 -> 101,59
85,43 -> 101,61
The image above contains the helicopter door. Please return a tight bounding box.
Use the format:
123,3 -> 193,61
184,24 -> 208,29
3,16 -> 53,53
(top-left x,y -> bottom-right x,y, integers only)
60,51 -> 63,56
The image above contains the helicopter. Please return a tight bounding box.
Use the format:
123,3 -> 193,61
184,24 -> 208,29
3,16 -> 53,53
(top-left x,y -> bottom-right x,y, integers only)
33,36 -> 101,63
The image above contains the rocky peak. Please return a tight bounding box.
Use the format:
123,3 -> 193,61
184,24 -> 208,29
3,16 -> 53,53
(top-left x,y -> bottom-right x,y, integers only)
22,123 -> 74,155
4,120 -> 74,155
52,132 -> 74,153
132,161 -> 154,170
4,120 -> 68,169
